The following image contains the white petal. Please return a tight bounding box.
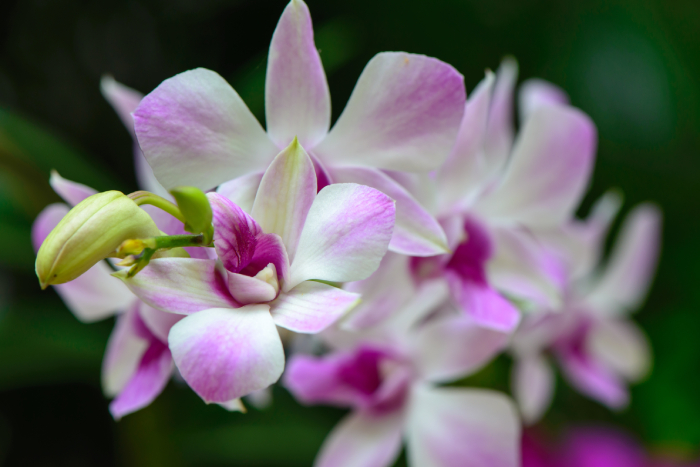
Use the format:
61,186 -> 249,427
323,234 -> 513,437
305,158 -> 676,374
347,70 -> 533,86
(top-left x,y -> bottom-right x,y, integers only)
587,318 -> 651,382
512,354 -> 555,425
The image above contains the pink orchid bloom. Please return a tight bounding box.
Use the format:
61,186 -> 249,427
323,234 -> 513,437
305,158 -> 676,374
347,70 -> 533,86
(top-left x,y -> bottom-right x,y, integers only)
410,61 -> 597,333
131,0 -> 466,257
511,201 -> 661,423
285,284 -> 520,467
117,140 -> 396,404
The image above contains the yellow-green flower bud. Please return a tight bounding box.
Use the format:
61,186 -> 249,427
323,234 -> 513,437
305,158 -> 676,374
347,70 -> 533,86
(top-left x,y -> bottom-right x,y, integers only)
36,191 -> 160,289
169,186 -> 213,235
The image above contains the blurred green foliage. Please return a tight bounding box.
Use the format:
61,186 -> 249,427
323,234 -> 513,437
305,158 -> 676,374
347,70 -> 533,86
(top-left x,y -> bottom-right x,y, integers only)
0,0 -> 698,465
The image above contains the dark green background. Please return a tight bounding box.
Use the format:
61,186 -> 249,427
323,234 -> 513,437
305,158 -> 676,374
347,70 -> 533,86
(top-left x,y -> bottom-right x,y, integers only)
0,0 -> 698,465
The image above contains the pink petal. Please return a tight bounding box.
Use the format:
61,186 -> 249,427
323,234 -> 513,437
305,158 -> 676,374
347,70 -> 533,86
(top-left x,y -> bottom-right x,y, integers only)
330,166 -> 447,256
315,410 -> 404,467
207,192 -> 261,273
561,427 -> 646,467
287,183 -> 395,289
102,303 -> 149,397
314,52 -> 465,172
587,319 -> 650,382
251,140 -> 317,261
168,305 -> 284,402
270,281 -> 359,333
406,386 -> 520,467
138,303 -> 185,343
483,58 -> 518,181
558,349 -> 629,408
217,172 -> 264,214
265,0 -> 330,148
512,354 -> 555,425
476,105 -> 597,227
49,171 -> 97,206
32,203 -> 70,251
240,233 -> 290,283
100,75 -> 142,135
133,68 -> 278,190
115,258 -> 239,314
447,274 -> 521,333
518,78 -> 569,123
226,270 -> 278,305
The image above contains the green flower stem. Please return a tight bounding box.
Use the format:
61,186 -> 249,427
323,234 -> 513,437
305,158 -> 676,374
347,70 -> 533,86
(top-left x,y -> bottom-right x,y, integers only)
128,191 -> 186,223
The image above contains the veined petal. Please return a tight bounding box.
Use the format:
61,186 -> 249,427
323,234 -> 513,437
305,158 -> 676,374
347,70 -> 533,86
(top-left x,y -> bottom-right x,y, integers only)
512,354 -> 555,425
483,58 -> 518,181
476,106 -> 597,227
414,313 -> 510,383
406,386 -> 520,467
585,204 -> 661,316
287,183 -> 395,289
447,274 -> 520,332
271,281 -> 359,333
208,193 -> 260,273
133,68 -> 278,190
100,75 -> 142,135
314,52 -> 465,172
102,303 -> 150,397
266,0 -> 330,148
587,319 -> 651,382
168,305 -> 284,402
115,258 -> 238,314
49,171 -> 98,206
330,166 -> 447,256
518,78 -> 569,123
251,139 -> 317,261
315,410 -> 404,467
241,233 -> 290,283
226,269 -> 278,305
217,172 -> 264,214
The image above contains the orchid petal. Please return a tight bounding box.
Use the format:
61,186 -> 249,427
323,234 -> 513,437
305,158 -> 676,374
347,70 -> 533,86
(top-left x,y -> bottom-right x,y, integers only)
559,351 -> 629,408
115,258 -> 238,314
587,319 -> 651,382
415,313 -> 509,383
476,106 -> 597,227
586,204 -> 661,315
330,166 -> 447,256
512,354 -> 555,425
208,193 -> 260,273
518,78 -> 569,122
271,281 -> 359,333
100,75 -> 142,135
102,303 -> 149,397
226,269 -> 278,305
447,274 -> 520,332
287,183 -> 394,289
168,305 -> 284,403
562,427 -> 646,467
133,68 -> 278,190
218,398 -> 246,413
138,303 -> 184,343
315,410 -> 404,467
406,386 -> 520,467
217,172 -> 264,214
49,171 -> 97,206
241,233 -> 290,283
32,203 -> 70,251
483,58 -> 518,180
315,52 -> 465,172
265,0 -> 330,148
251,139 -> 317,261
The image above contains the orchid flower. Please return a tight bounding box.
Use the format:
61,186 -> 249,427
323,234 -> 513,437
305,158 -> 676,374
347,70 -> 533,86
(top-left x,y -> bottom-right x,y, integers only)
409,61 -> 597,333
284,271 -> 520,467
116,139 -> 396,404
131,0 -> 466,257
510,201 -> 661,423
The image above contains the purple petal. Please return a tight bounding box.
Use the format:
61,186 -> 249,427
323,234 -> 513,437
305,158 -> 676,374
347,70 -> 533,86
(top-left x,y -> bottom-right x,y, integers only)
447,274 -> 521,332
138,303 -> 185,343
512,354 -> 555,424
315,411 -> 404,467
561,427 -> 646,467
239,233 -> 290,283
168,305 -> 284,402
208,192 -> 261,273
217,172 -> 264,214
330,166 -> 448,256
406,386 -> 520,467
265,0 -> 330,148
102,303 -> 150,397
100,75 -> 142,135
251,139 -> 317,260
49,171 -> 97,206
133,68 -> 278,190
314,52 -> 465,172
518,78 -> 569,122
558,349 -> 629,408
226,269 -> 278,305
287,183 -> 395,288
483,58 -> 518,180
32,203 -> 69,251
270,281 -> 359,333
115,258 -> 238,314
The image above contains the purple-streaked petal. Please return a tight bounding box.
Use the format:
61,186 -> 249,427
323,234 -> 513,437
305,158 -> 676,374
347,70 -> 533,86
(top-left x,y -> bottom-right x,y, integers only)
330,166 -> 447,256
168,305 -> 284,402
115,258 -> 238,314
437,72 -> 495,210
558,350 -> 629,408
406,386 -> 520,467
251,139 -> 317,260
476,105 -> 597,227
208,192 -> 261,273
587,319 -> 650,382
240,233 -> 290,283
512,354 -> 555,425
133,68 -> 278,190
415,313 -> 510,383
447,274 -> 521,332
265,0 -> 330,148
217,172 -> 264,214
586,204 -> 662,316
109,338 -> 173,419
138,303 -> 184,343
226,268 -> 278,305
483,58 -> 518,181
100,75 -> 142,135
102,303 -> 149,397
49,171 -> 97,206
270,281 -> 359,333
518,78 -> 569,123
287,183 -> 395,289
315,410 -> 404,467
314,52 -> 465,172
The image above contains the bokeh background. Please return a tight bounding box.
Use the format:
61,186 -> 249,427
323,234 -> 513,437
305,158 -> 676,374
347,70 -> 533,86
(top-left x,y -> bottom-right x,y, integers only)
0,0 -> 698,465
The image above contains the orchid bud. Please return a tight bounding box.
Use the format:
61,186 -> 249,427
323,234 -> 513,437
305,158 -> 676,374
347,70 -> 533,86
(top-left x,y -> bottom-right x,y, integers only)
169,186 -> 212,235
36,190 -> 160,289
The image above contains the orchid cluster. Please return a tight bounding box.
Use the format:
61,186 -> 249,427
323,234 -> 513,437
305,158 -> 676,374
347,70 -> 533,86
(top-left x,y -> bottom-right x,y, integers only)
32,0 -> 662,465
